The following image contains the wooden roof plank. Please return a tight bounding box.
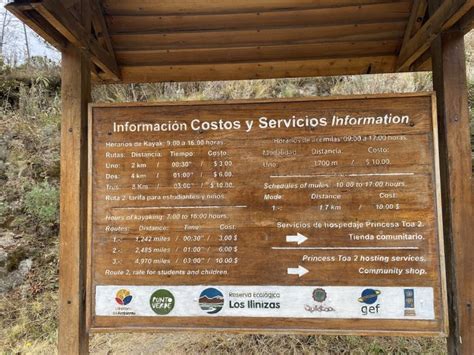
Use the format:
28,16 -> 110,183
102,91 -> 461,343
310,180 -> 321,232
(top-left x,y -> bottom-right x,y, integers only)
9,0 -> 471,82
397,0 -> 473,71
119,55 -> 397,83
106,1 -> 411,34
115,40 -> 400,66
101,0 -> 404,16
111,21 -> 406,51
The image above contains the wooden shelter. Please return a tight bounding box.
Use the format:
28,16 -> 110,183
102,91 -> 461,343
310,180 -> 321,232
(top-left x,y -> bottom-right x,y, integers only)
5,0 -> 473,354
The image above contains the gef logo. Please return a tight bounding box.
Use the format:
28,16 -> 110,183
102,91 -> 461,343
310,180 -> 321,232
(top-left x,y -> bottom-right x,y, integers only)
358,289 -> 381,315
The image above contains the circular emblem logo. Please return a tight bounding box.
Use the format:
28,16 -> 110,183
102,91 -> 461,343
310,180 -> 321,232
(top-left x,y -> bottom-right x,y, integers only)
199,288 -> 224,314
358,288 -> 381,304
312,288 -> 327,303
150,289 -> 175,315
115,289 -> 133,306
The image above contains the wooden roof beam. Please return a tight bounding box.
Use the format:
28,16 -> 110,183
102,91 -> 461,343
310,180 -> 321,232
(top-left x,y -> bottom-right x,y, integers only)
400,0 -> 427,51
6,0 -> 120,81
32,0 -> 120,80
90,0 -> 116,66
411,49 -> 431,71
5,2 -> 68,50
397,0 -> 473,71
456,7 -> 474,33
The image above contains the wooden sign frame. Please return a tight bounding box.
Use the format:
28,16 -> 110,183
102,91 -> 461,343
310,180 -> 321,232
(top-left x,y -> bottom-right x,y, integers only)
86,93 -> 447,336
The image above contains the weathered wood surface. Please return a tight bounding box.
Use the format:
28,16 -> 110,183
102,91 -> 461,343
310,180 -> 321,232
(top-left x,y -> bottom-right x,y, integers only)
106,2 -> 412,33
112,23 -> 405,51
101,0 -> 412,16
32,0 -> 120,80
397,0 -> 473,71
88,94 -> 446,335
58,44 -> 91,355
116,40 -> 401,67
400,0 -> 427,52
7,0 -> 473,81
4,2 -> 68,50
5,0 -> 120,81
119,56 -> 397,83
431,26 -> 473,355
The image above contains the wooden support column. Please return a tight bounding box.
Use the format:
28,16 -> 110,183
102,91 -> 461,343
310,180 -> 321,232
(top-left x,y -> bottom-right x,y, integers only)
431,29 -> 473,355
58,44 -> 91,354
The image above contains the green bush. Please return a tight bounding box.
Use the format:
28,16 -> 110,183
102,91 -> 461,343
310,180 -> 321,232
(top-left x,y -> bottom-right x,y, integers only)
24,181 -> 59,225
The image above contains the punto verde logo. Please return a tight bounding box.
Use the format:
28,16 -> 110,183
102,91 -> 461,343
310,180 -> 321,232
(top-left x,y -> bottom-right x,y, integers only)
150,289 -> 175,315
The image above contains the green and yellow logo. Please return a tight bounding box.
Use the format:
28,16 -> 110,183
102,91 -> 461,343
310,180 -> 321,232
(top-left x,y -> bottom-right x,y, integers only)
150,289 -> 175,315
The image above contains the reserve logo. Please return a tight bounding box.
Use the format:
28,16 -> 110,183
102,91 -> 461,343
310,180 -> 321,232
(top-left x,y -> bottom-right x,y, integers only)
199,288 -> 224,314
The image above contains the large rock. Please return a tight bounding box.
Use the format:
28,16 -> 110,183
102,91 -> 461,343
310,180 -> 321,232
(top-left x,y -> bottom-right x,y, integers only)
0,258 -> 32,293
0,230 -> 15,249
0,230 -> 32,293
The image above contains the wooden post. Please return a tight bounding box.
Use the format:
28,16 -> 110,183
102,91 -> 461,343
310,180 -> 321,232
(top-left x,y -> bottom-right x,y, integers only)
58,44 -> 91,354
431,28 -> 473,355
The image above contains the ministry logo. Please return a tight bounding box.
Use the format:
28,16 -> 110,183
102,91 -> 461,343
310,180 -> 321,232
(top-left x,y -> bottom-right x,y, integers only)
115,289 -> 133,306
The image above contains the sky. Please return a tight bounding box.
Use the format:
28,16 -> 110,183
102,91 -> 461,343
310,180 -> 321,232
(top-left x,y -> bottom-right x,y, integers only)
31,37 -> 61,61
21,31 -> 60,61
28,35 -> 60,61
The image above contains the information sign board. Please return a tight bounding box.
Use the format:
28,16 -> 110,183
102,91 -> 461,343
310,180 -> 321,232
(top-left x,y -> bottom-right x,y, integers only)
88,94 -> 446,335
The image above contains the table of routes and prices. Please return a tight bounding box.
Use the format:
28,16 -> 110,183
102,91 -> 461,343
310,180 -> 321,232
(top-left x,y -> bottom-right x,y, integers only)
88,94 -> 447,335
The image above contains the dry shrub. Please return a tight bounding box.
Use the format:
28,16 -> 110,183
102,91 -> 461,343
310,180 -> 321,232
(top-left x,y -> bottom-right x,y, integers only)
90,333 -> 446,355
